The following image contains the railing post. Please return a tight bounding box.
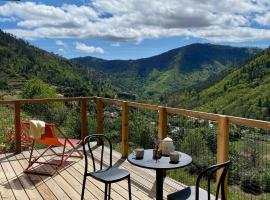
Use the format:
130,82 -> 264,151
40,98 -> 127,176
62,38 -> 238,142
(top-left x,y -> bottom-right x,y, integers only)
80,99 -> 87,140
96,98 -> 104,135
121,101 -> 129,158
217,116 -> 229,197
14,101 -> 21,154
158,106 -> 167,140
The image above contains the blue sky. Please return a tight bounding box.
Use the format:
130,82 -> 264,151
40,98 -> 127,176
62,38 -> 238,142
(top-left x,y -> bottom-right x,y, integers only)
0,0 -> 270,60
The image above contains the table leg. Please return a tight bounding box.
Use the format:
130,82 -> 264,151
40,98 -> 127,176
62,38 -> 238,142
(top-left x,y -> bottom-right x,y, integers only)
156,169 -> 165,200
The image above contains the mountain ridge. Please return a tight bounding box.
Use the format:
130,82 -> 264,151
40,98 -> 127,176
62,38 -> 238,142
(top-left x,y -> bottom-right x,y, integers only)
71,43 -> 261,98
166,47 -> 270,120
0,30 -> 117,97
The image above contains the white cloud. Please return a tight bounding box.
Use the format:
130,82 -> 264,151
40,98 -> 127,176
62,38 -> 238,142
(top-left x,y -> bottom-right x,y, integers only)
56,40 -> 67,47
0,16 -> 17,22
255,13 -> 270,25
75,42 -> 104,54
58,48 -> 64,52
0,1 -> 270,42
111,42 -> 120,47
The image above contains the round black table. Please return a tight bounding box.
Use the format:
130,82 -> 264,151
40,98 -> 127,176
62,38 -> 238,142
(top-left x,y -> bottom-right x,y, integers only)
127,149 -> 192,200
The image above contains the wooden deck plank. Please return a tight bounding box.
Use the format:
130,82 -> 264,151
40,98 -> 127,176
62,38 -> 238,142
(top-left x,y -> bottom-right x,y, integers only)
70,148 -> 144,200
64,163 -> 106,199
59,166 -> 98,200
0,153 -> 29,200
104,146 -> 186,192
52,150 -> 128,200
35,149 -> 98,200
53,147 -> 147,200
69,157 -> 132,200
0,145 -> 186,200
36,149 -> 112,200
20,150 -> 67,200
62,146 -> 156,200
71,153 -> 148,200
6,153 -> 43,200
0,154 -> 16,200
31,150 -> 80,200
89,146 -> 182,198
52,146 -> 172,200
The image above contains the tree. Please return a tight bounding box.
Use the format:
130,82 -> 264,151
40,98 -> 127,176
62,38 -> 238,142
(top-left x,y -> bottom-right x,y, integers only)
22,77 -> 58,99
181,129 -> 214,175
22,78 -> 67,125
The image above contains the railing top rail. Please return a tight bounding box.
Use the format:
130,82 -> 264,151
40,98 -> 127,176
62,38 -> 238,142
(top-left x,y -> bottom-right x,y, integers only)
99,97 -> 270,129
166,107 -> 220,121
0,96 -> 269,130
0,97 -> 95,104
99,96 -> 160,110
227,115 -> 270,130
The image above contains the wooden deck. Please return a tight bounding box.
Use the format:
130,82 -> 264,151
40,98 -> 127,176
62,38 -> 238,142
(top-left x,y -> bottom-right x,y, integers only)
0,146 -> 185,200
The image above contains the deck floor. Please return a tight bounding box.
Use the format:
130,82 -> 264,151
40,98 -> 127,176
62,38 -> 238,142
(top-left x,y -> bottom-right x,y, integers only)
0,146 -> 185,199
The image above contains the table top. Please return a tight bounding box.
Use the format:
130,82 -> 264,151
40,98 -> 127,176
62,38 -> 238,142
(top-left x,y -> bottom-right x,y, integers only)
127,149 -> 192,170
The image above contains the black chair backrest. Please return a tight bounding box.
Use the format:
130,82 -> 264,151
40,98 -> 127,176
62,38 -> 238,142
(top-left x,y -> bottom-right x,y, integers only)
195,160 -> 231,200
83,134 -> 112,172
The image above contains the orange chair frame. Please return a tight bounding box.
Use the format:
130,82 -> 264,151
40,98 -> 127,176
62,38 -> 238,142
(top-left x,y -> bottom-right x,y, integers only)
21,122 -> 83,176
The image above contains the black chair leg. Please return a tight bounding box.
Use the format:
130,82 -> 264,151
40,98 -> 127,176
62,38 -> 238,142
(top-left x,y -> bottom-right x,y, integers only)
108,183 -> 111,199
104,183 -> 108,200
81,175 -> 87,200
128,176 -> 132,200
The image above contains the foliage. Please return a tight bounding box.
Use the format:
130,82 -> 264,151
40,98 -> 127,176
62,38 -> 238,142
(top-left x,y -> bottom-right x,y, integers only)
21,78 -> 66,124
241,170 -> 262,195
128,110 -> 157,149
22,77 -> 58,99
2,28 -> 270,199
61,108 -> 81,139
72,43 -> 260,99
167,48 -> 270,121
0,30 -> 118,98
178,129 -> 215,175
262,172 -> 270,193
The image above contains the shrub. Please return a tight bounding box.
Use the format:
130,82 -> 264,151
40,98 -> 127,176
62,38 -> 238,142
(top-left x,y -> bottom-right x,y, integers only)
22,77 -> 68,124
240,170 -> 262,195
262,172 -> 270,193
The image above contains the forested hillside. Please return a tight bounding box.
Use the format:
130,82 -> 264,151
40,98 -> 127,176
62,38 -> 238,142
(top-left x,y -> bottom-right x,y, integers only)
0,30 -> 117,98
1,28 -> 268,120
168,47 -> 270,120
72,43 -> 261,98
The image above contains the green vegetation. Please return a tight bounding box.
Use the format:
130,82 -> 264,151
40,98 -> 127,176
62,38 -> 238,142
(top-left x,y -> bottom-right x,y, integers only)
21,78 -> 69,126
0,30 -> 117,98
72,43 -> 260,99
165,48 -> 270,120
1,28 -> 270,200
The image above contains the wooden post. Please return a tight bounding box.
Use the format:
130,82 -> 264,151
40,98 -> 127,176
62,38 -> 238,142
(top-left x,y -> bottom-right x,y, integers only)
14,101 -> 21,154
121,101 -> 129,158
96,98 -> 104,135
80,99 -> 87,140
216,116 -> 229,197
158,106 -> 167,140
159,106 -> 168,177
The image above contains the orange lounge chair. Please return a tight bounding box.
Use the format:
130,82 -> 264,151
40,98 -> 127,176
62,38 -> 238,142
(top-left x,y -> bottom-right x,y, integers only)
21,122 -> 83,176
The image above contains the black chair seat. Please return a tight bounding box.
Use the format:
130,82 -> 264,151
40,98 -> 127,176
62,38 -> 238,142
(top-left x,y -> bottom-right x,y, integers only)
168,186 -> 216,200
89,167 -> 130,183
167,161 -> 230,200
81,134 -> 131,200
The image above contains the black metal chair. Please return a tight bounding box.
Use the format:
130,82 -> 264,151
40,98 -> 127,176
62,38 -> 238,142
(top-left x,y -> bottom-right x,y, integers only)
81,134 -> 131,200
167,160 -> 231,200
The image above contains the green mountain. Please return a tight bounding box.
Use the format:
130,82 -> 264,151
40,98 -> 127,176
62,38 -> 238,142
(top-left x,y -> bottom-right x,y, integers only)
168,47 -> 270,120
0,30 -> 116,98
71,43 -> 261,98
